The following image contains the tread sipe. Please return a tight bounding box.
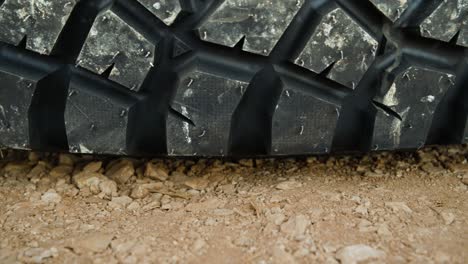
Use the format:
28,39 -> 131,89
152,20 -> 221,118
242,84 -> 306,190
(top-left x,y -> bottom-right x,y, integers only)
0,0 -> 467,157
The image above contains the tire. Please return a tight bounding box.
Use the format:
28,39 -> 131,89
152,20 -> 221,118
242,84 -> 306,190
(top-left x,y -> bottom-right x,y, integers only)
0,0 -> 466,157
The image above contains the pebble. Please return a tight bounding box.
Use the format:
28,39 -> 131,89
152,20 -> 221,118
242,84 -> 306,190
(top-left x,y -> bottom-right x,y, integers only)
461,175 -> 468,186
268,212 -> 286,226
83,161 -> 102,173
272,245 -> 296,264
106,160 -> 135,184
127,201 -> 140,210
41,190 -> 62,204
72,233 -> 114,253
110,196 -> 133,208
28,152 -> 40,162
440,212 -> 455,225
192,238 -> 206,252
385,202 -> 413,214
144,163 -> 168,181
58,154 -> 75,166
98,180 -> 118,198
184,177 -> 210,190
49,165 -> 73,178
280,215 -> 309,240
335,244 -> 385,264
18,247 -> 58,263
130,182 -> 164,199
276,180 -> 302,190
354,205 -> 369,216
73,172 -> 109,189
27,163 -> 48,179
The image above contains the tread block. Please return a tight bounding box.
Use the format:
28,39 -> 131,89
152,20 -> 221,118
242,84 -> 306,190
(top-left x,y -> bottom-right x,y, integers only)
0,0 -> 78,54
199,0 -> 304,56
272,89 -> 339,155
420,0 -> 468,47
167,71 -> 248,156
369,0 -> 408,22
65,84 -> 131,155
0,71 -> 36,149
372,67 -> 455,150
295,8 -> 378,88
77,10 -> 155,90
137,0 -> 181,26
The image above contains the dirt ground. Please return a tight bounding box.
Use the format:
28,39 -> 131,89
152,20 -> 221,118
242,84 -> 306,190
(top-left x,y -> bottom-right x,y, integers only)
0,146 -> 467,264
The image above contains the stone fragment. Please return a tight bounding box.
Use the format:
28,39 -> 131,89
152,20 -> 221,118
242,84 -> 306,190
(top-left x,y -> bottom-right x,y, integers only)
280,215 -> 309,240
336,245 -> 385,264
18,247 -> 59,263
41,190 -> 62,204
276,180 -> 302,190
184,177 -> 210,190
385,202 -> 413,214
83,161 -> 102,173
106,160 -> 135,184
144,163 -> 169,181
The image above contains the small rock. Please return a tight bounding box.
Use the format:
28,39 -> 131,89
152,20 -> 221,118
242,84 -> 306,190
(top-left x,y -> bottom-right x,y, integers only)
238,159 -> 254,167
276,180 -> 302,190
268,213 -> 286,226
192,238 -> 206,252
142,200 -> 161,211
28,152 -> 40,162
233,235 -> 254,247
144,163 -> 168,181
184,177 -> 210,190
83,161 -> 102,173
461,175 -> 468,186
3,162 -> 32,177
280,215 -> 309,240
110,196 -> 133,208
130,183 -> 164,199
447,163 -> 468,174
272,245 -> 296,264
73,172 -> 109,189
72,233 -> 114,253
377,223 -> 392,237
212,208 -> 234,216
354,205 -> 368,216
106,160 -> 135,184
336,244 -> 385,264
41,191 -> 62,204
49,165 -> 73,178
27,163 -> 48,179
18,247 -> 58,263
440,212 -> 455,225
58,154 -> 76,166
99,180 -> 118,198
385,202 -> 413,214
127,201 -> 140,210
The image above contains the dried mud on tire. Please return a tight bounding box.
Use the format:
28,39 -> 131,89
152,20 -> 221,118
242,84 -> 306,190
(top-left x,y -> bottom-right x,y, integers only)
0,0 -> 467,157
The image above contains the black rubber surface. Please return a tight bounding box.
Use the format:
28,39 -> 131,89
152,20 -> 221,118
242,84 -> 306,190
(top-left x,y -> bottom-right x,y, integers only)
0,0 -> 466,157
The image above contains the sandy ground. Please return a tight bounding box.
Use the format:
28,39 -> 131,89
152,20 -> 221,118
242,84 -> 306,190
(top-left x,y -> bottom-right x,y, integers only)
0,146 -> 467,264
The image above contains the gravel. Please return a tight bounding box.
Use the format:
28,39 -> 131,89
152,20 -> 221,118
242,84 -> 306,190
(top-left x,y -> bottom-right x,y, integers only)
0,146 -> 467,263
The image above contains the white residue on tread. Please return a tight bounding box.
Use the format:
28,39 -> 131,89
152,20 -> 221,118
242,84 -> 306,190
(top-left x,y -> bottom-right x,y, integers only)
390,106 -> 410,147
383,83 -> 398,107
420,95 -> 435,103
79,144 -> 93,154
181,106 -> 192,144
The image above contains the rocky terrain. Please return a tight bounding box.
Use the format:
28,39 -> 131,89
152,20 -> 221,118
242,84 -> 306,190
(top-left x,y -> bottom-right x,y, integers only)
0,146 -> 467,263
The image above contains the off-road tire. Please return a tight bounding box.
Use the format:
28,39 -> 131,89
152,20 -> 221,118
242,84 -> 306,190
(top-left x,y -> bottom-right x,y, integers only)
0,0 -> 467,157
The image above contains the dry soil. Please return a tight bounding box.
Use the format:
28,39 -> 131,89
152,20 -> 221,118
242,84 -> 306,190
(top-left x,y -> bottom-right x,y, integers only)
0,146 -> 467,263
